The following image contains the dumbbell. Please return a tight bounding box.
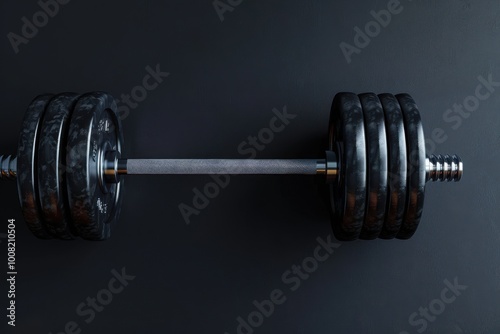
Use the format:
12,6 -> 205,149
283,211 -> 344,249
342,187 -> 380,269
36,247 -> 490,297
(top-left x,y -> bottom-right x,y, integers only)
0,92 -> 462,241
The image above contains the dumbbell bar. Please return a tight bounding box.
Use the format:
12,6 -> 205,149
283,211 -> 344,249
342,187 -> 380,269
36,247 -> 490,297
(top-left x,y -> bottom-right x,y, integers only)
0,92 -> 462,241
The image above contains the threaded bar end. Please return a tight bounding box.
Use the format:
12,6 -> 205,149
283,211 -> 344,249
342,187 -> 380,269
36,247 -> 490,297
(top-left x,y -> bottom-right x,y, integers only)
426,154 -> 463,182
0,155 -> 17,181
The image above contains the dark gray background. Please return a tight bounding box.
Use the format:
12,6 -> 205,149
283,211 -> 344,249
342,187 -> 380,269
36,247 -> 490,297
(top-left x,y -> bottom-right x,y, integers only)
1,1 -> 499,333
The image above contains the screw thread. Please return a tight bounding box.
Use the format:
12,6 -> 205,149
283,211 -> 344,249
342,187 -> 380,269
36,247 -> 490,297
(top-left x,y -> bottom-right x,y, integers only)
426,154 -> 463,182
0,155 -> 17,181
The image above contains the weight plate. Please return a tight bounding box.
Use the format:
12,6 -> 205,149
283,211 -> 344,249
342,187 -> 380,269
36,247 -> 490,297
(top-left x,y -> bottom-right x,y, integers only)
328,92 -> 367,241
396,94 -> 426,239
38,93 -> 80,240
378,94 -> 407,239
66,92 -> 124,240
17,94 -> 53,239
358,93 -> 387,240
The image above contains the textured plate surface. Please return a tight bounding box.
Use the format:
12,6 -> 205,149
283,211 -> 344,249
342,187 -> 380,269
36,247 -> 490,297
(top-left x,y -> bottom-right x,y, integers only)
66,92 -> 123,240
359,93 -> 387,240
328,92 -> 367,241
17,94 -> 53,239
396,94 -> 426,239
38,93 -> 80,240
378,94 -> 407,239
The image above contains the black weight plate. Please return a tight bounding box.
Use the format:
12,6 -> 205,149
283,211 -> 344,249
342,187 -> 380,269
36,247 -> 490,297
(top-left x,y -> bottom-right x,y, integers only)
328,93 -> 367,241
66,92 -> 124,240
37,93 -> 80,240
396,94 -> 426,239
17,94 -> 53,239
378,94 -> 407,239
358,93 -> 387,240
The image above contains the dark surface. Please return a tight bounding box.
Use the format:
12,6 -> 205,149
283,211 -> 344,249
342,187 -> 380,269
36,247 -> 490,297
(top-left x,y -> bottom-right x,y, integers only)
1,1 -> 499,333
